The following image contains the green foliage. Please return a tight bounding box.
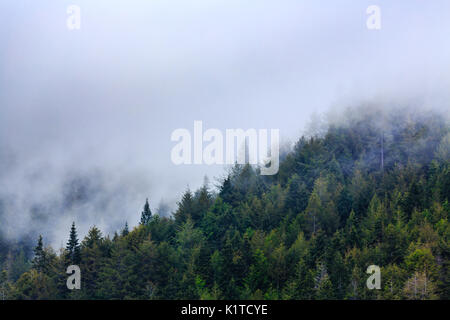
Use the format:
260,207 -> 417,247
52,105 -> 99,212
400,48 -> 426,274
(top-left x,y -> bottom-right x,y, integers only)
4,107 -> 449,300
66,222 -> 81,265
140,198 -> 152,225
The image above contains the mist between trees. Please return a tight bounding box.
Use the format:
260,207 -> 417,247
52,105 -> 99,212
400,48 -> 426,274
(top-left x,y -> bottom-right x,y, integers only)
0,105 -> 449,300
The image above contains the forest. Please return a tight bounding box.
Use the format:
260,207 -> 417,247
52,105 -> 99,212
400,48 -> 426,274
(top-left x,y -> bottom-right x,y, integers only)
0,106 -> 449,300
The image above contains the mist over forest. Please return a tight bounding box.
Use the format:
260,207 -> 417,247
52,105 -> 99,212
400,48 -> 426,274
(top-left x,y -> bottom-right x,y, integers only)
1,103 -> 449,299
0,1 -> 449,301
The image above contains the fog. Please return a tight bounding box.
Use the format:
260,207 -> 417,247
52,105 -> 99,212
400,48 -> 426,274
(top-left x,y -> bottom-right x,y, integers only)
0,0 -> 449,246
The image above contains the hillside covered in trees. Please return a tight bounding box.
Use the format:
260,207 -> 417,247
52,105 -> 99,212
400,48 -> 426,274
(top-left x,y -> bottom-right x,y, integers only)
0,106 -> 449,300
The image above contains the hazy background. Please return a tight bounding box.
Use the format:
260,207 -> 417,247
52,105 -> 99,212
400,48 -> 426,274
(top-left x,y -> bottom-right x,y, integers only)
0,0 -> 449,246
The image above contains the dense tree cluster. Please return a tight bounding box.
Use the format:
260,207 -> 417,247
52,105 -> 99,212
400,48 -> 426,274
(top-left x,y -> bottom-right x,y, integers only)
0,107 -> 449,300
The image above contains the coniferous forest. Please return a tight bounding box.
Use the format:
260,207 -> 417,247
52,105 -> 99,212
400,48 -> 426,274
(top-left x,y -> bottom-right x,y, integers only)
0,106 -> 449,300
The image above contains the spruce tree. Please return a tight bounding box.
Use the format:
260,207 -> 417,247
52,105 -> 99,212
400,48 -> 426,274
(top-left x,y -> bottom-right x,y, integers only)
121,222 -> 129,236
192,181 -> 212,223
140,198 -> 152,225
174,189 -> 194,227
32,235 -> 45,272
82,226 -> 102,248
219,176 -> 232,200
66,222 -> 81,265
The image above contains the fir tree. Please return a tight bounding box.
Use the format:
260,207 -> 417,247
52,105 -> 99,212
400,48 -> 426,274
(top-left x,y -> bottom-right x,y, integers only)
174,189 -> 194,227
121,222 -> 129,236
32,235 -> 45,272
219,176 -> 235,205
66,222 -> 81,265
140,198 -> 152,225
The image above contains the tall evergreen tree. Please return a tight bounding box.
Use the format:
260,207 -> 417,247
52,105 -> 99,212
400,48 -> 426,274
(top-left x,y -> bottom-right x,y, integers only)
140,198 -> 152,225
174,189 -> 194,227
121,222 -> 129,236
66,222 -> 81,265
32,235 -> 45,272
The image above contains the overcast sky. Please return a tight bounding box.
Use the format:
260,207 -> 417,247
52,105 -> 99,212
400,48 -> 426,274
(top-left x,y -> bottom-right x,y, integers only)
0,0 -> 449,245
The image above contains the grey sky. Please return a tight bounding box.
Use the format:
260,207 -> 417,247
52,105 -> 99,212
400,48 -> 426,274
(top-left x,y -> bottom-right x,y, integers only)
0,0 -> 449,245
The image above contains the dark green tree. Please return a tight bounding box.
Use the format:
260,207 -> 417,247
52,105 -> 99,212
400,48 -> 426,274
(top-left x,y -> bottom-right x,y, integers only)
66,222 -> 81,265
32,235 -> 45,272
174,189 -> 194,227
140,198 -> 152,225
121,222 -> 129,237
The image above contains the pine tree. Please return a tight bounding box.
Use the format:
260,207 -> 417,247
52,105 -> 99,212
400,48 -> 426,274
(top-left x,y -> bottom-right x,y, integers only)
174,189 -> 194,227
121,222 -> 129,236
82,226 -> 103,248
219,176 -> 234,205
140,198 -> 152,225
32,235 -> 45,272
285,174 -> 309,214
66,222 -> 81,265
